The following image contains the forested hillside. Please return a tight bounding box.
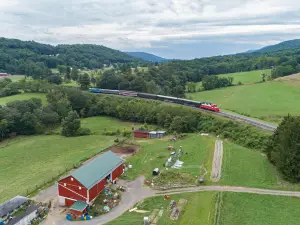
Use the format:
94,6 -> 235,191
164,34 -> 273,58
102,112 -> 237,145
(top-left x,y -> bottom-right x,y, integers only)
125,52 -> 169,62
256,39 -> 300,53
0,37 -> 142,77
164,48 -> 300,83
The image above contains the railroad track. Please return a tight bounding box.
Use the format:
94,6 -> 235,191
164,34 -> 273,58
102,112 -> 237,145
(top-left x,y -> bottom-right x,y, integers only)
92,91 -> 278,132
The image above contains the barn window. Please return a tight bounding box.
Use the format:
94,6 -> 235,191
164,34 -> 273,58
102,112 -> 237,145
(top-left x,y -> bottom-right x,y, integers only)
79,187 -> 82,190
71,177 -> 74,181
64,183 -> 66,186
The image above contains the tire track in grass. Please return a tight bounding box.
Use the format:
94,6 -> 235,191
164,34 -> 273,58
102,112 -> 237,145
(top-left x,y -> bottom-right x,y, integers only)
211,139 -> 224,182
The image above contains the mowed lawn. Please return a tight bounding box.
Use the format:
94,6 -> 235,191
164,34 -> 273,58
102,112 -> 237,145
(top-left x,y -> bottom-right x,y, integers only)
0,116 -> 137,202
219,192 -> 300,225
188,80 -> 300,122
126,134 -> 215,182
106,192 -> 216,225
0,93 -> 47,105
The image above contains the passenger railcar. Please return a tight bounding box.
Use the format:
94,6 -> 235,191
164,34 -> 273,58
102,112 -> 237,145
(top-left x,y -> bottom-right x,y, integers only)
88,88 -> 220,113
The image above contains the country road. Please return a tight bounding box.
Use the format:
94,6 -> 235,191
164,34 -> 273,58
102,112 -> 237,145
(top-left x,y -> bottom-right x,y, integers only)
43,177 -> 300,225
155,185 -> 300,197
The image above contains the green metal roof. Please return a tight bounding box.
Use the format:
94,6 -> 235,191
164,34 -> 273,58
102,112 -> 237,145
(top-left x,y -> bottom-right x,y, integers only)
69,201 -> 88,211
71,151 -> 123,189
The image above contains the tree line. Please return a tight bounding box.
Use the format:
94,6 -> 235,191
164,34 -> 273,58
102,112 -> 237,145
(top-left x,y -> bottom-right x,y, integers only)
3,86 -> 300,183
265,115 -> 300,182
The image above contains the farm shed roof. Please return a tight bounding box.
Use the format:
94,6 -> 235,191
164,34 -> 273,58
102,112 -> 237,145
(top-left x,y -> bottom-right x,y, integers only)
134,130 -> 149,133
69,201 -> 88,212
6,205 -> 38,225
70,151 -> 123,189
0,196 -> 29,218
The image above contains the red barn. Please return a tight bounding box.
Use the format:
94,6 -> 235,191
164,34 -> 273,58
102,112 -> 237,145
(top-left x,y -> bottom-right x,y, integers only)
0,73 -> 9,77
134,130 -> 149,138
58,151 -> 124,209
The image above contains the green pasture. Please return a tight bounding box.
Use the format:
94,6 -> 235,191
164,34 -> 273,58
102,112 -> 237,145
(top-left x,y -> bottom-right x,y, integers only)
189,80 -> 300,123
0,93 -> 47,105
219,192 -> 300,225
0,116 -> 137,202
195,69 -> 271,90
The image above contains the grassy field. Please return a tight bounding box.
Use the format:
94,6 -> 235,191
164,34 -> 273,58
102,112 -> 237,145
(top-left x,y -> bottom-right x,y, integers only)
106,192 -> 216,225
126,134 -> 215,185
0,116 -> 137,202
219,192 -> 300,225
195,69 -> 271,90
6,75 -> 26,82
107,191 -> 300,225
220,141 -> 278,188
189,80 -> 300,123
217,69 -> 271,85
81,116 -> 138,134
0,93 -> 47,105
220,141 -> 300,191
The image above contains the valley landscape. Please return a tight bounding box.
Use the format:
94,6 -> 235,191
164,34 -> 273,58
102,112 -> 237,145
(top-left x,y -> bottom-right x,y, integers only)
1,1 -> 300,225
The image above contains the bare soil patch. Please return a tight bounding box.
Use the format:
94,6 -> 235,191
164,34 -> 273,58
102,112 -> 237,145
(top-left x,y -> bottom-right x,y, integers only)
275,73 -> 300,85
107,144 -> 140,158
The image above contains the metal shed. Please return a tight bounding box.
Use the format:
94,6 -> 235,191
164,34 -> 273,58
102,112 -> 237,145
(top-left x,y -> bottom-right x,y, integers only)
0,196 -> 29,219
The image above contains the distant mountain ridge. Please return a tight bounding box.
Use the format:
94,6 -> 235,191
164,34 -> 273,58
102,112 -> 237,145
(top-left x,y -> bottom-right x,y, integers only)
250,39 -> 300,53
125,52 -> 169,62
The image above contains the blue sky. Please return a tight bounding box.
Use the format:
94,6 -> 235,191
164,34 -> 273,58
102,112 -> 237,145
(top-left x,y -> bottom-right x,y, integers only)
1,0 -> 300,59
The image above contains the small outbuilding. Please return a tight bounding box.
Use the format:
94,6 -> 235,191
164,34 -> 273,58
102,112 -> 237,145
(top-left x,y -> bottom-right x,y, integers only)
149,131 -> 166,138
6,205 -> 39,225
0,196 -> 29,220
69,201 -> 88,216
134,130 -> 149,138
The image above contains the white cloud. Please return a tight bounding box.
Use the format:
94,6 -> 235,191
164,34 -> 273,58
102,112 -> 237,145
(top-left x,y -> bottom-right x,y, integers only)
0,0 -> 300,51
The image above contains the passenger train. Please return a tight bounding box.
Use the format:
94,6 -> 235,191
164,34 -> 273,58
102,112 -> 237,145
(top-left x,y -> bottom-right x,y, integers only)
88,88 -> 220,112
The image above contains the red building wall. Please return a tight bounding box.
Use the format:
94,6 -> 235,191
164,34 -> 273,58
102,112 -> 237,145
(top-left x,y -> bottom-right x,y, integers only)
65,198 -> 76,207
112,164 -> 124,181
134,131 -> 149,138
58,176 -> 87,204
88,178 -> 106,202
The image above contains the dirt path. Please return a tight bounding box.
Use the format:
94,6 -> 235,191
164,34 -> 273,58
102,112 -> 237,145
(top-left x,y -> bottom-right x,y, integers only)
155,186 -> 300,197
211,139 -> 223,182
37,181 -> 300,225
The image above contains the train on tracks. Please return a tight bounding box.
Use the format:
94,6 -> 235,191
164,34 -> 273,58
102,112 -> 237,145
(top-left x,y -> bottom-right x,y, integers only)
88,88 -> 220,112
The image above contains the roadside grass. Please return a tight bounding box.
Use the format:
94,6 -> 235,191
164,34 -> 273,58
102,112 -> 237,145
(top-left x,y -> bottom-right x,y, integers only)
188,80 -> 300,123
219,192 -> 300,225
106,192 -> 216,225
0,116 -> 136,202
126,134 -> 215,185
0,93 -> 47,105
